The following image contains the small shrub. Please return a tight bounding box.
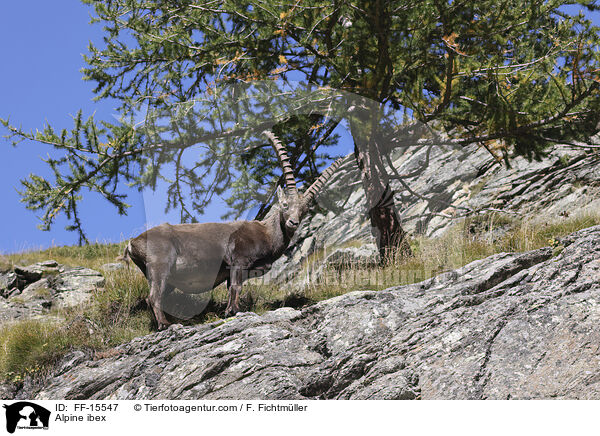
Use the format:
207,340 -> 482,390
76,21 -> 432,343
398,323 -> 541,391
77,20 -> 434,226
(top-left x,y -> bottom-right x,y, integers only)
558,153 -> 572,167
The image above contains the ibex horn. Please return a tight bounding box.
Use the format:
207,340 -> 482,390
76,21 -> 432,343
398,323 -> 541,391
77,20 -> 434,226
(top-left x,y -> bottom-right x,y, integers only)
263,130 -> 298,194
303,155 -> 349,204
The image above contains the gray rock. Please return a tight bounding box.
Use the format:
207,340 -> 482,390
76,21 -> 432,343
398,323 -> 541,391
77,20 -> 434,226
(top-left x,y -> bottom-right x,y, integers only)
0,264 -> 104,323
18,279 -> 52,303
269,143 -> 600,281
14,260 -> 60,283
51,267 -> 105,309
9,225 -> 600,400
291,236 -> 316,265
101,263 -> 124,272
323,244 -> 380,270
51,267 -> 104,293
0,382 -> 17,400
0,262 -> 58,297
0,272 -> 19,297
295,244 -> 381,290
300,236 -> 316,257
37,260 -> 59,268
12,267 -> 42,283
5,288 -> 21,298
0,297 -> 47,323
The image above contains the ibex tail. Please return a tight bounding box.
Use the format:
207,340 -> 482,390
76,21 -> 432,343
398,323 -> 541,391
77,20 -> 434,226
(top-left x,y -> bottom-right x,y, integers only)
116,241 -> 132,266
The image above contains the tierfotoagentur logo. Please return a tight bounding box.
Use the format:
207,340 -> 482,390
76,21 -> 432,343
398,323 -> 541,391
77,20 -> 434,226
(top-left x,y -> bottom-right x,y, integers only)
2,402 -> 50,434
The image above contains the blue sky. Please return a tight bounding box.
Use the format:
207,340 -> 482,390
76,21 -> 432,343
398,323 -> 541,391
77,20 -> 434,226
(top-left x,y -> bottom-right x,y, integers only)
0,1 -> 151,252
0,2 -> 598,253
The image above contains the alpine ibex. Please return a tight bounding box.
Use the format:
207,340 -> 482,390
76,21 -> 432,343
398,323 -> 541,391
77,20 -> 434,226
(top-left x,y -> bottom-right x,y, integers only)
123,130 -> 345,329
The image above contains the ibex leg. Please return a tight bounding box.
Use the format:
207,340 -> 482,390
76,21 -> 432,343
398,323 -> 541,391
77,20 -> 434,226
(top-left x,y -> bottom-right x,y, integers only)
147,263 -> 173,330
225,266 -> 244,316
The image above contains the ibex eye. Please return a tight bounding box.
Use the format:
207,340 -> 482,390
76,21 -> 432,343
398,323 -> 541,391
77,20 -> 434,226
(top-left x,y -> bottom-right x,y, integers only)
282,202 -> 289,209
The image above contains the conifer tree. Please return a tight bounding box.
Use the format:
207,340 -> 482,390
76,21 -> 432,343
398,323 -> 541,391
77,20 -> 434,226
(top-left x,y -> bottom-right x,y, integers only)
3,0 -> 600,254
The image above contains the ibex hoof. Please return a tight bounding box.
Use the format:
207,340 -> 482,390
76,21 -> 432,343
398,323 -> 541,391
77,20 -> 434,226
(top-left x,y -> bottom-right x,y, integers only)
224,307 -> 239,317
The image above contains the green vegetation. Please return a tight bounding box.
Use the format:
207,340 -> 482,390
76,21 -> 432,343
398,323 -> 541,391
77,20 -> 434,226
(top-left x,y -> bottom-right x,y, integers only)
78,267 -> 152,346
0,319 -> 91,383
2,213 -> 600,381
0,242 -> 152,381
558,154 -> 572,167
3,242 -> 126,270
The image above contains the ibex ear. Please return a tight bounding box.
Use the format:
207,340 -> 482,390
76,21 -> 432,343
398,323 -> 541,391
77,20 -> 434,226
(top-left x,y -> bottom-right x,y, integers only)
276,186 -> 285,202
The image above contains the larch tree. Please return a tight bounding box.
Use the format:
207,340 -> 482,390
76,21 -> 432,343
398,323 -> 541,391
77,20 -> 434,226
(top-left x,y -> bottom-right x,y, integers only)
3,0 -> 600,257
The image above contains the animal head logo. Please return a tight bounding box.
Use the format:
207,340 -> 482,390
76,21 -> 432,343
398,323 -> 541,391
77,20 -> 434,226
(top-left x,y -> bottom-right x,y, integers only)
2,402 -> 50,433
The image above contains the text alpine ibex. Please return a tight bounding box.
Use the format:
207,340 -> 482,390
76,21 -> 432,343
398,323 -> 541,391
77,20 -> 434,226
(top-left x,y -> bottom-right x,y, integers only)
123,130 -> 345,329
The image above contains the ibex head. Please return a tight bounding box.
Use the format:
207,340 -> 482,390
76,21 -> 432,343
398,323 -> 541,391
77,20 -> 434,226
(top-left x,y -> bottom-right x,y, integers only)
275,185 -> 303,236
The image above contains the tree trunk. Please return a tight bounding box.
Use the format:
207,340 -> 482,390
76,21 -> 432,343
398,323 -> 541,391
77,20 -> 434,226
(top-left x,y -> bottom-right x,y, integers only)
367,184 -> 411,262
350,114 -> 411,263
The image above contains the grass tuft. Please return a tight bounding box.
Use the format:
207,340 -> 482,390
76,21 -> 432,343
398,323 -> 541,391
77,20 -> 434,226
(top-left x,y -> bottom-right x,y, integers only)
0,319 -> 91,382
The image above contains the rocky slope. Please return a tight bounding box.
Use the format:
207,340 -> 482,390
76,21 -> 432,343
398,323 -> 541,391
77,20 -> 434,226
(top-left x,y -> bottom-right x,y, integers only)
5,225 -> 600,400
268,144 -> 600,280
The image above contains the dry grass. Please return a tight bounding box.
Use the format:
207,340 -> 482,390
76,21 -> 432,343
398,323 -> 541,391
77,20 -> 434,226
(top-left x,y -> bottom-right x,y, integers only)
222,212 -> 600,309
2,242 -> 127,271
